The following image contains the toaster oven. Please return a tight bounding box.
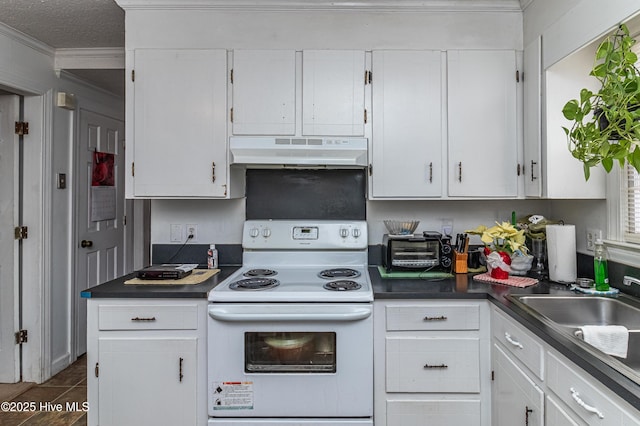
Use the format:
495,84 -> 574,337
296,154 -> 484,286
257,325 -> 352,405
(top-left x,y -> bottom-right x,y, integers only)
382,232 -> 453,272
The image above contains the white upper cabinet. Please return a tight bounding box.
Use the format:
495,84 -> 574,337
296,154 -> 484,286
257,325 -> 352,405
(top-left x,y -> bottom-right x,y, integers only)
523,37 -> 542,197
231,49 -> 296,135
302,50 -> 366,136
448,50 -> 519,197
129,49 -> 229,198
371,50 -> 444,198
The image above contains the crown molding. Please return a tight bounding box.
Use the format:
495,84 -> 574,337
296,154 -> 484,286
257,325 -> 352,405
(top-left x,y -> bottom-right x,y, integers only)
54,48 -> 125,70
0,22 -> 54,58
115,0 -> 523,12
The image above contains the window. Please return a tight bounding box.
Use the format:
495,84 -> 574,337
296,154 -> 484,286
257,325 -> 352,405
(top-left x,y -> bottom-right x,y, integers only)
622,165 -> 640,244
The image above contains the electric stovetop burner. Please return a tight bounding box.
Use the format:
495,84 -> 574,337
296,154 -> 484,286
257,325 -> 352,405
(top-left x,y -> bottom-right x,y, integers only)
323,280 -> 362,291
318,268 -> 361,279
229,277 -> 280,291
243,268 -> 278,277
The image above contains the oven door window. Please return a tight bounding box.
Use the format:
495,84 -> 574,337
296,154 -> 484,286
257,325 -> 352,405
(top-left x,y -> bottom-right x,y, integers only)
245,332 -> 336,373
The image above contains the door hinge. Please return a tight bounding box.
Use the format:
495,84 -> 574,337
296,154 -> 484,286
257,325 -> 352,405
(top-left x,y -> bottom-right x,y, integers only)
368,164 -> 373,176
131,70 -> 135,82
516,70 -> 520,83
230,107 -> 234,123
230,69 -> 234,84
491,370 -> 495,381
15,121 -> 29,136
365,70 -> 372,84
517,163 -> 521,176
95,362 -> 99,378
364,109 -> 368,124
123,215 -> 127,226
14,226 -> 28,240
15,329 -> 28,344
131,162 -> 135,177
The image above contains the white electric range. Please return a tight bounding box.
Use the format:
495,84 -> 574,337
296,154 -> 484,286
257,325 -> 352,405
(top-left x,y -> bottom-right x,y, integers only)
207,220 -> 373,426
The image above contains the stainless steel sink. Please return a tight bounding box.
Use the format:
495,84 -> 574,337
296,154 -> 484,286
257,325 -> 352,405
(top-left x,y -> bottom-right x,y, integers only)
506,293 -> 640,384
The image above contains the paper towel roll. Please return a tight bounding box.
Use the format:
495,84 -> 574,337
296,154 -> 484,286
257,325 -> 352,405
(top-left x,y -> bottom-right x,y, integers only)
546,224 -> 577,283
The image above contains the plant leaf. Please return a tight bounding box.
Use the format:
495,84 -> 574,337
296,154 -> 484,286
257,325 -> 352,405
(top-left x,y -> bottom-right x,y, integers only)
602,157 -> 613,172
583,163 -> 591,181
562,100 -> 579,120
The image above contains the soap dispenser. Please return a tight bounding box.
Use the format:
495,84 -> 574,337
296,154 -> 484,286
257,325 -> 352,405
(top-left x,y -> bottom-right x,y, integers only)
593,239 -> 609,291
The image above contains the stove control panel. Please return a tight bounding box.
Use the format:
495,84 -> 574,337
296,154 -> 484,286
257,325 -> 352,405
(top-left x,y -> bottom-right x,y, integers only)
243,220 -> 368,249
293,226 -> 319,240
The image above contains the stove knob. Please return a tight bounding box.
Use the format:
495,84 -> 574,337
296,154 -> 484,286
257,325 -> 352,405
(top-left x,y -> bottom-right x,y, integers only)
339,228 -> 349,238
352,228 -> 361,238
262,228 -> 271,238
249,227 -> 260,238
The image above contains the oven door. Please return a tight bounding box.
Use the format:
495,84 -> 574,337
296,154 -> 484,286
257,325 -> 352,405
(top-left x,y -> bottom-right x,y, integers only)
207,303 -> 373,418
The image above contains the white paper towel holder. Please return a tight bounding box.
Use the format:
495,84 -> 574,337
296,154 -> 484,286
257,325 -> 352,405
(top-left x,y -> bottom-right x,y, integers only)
546,223 -> 577,284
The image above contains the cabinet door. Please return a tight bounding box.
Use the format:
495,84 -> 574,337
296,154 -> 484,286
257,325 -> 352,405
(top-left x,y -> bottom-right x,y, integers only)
523,37 -> 542,197
132,49 -> 228,197
448,50 -> 518,197
547,395 -> 585,426
98,337 -> 197,426
492,344 -> 543,426
232,50 -> 296,135
302,50 -> 365,136
371,50 -> 443,198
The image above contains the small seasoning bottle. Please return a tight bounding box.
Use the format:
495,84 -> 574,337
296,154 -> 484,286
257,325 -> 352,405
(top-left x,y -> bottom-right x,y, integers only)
207,244 -> 218,269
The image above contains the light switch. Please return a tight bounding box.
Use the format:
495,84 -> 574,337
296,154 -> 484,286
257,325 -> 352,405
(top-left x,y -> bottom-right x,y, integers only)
57,173 -> 67,189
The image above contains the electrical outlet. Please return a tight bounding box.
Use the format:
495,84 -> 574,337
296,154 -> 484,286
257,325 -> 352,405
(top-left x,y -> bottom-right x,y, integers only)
441,219 -> 453,236
170,224 -> 183,242
586,228 -> 602,251
186,224 -> 198,241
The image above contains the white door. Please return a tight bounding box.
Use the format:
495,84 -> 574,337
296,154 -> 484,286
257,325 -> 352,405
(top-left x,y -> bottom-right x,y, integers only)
302,50 -> 366,136
75,110 -> 125,356
371,50 -> 444,198
0,94 -> 20,382
448,50 -> 518,197
232,49 -> 296,135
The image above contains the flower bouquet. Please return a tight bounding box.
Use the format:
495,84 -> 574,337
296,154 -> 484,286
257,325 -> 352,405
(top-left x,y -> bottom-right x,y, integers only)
466,222 -> 529,279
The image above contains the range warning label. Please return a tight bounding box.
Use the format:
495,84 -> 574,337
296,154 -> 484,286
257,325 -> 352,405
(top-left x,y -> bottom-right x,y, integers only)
212,381 -> 254,410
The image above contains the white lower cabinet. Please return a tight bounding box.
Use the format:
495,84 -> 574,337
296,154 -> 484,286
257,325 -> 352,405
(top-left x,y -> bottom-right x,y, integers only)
87,299 -> 208,426
374,300 -> 491,426
490,305 -> 640,426
492,343 -> 544,426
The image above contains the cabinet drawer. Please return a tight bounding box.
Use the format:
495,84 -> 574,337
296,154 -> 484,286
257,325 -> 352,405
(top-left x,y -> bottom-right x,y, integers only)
492,308 -> 544,380
98,304 -> 199,330
387,399 -> 481,425
546,395 -> 583,426
386,304 -> 480,331
547,352 -> 623,426
386,336 -> 480,393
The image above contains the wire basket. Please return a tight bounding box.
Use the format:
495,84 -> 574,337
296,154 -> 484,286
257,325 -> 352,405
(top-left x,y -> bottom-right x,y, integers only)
384,220 -> 419,236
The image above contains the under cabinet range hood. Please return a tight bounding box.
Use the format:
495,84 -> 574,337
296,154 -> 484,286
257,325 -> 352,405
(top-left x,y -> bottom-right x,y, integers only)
229,136 -> 368,167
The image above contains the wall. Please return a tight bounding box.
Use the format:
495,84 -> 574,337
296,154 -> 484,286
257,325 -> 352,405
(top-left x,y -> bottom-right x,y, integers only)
0,23 -> 124,381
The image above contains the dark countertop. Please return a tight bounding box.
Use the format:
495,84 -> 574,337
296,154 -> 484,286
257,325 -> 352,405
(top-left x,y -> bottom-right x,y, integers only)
80,266 -> 239,298
370,266 -> 640,412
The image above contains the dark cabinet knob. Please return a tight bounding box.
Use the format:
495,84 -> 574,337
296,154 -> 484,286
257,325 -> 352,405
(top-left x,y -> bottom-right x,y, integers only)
80,240 -> 93,248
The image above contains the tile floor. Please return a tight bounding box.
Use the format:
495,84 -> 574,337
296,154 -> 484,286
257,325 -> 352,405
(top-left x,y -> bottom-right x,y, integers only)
0,355 -> 87,426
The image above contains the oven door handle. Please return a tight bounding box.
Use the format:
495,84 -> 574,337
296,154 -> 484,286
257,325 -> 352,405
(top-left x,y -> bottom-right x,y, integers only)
208,305 -> 372,322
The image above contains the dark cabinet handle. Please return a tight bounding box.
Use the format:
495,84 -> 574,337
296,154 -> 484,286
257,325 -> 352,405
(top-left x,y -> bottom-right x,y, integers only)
531,160 -> 538,181
423,363 -> 448,369
179,357 -> 184,382
525,406 -> 533,426
131,316 -> 156,322
424,315 -> 447,321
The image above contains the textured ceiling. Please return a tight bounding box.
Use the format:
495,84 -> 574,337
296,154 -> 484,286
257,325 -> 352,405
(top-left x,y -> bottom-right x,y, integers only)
0,0 -> 125,95
0,0 -> 124,48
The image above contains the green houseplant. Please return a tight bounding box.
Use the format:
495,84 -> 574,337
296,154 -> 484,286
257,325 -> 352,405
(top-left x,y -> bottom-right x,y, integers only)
562,23 -> 640,180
